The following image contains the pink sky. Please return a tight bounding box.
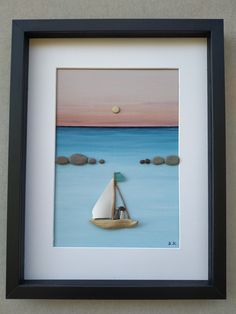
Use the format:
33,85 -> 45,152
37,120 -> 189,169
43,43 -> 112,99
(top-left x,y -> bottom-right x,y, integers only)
56,69 -> 178,127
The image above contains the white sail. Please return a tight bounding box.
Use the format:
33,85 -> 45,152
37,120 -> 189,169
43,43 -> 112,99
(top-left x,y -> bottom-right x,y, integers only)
92,179 -> 114,219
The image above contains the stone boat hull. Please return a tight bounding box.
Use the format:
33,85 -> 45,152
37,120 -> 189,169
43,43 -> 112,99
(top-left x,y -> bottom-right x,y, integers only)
90,219 -> 138,229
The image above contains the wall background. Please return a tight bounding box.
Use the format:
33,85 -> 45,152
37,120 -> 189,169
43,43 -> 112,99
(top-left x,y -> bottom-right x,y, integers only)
0,0 -> 234,313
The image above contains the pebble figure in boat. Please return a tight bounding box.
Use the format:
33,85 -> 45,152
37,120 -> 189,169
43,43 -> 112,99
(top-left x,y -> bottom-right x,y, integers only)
119,206 -> 128,220
114,206 -> 128,220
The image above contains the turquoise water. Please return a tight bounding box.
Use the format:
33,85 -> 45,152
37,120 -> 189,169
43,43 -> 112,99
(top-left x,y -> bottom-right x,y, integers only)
54,127 -> 179,248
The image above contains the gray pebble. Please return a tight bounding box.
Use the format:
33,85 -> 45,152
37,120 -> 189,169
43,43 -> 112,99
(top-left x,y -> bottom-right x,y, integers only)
88,158 -> 97,164
99,159 -> 105,164
152,156 -> 165,165
145,159 -> 151,164
55,156 -> 69,165
165,155 -> 180,166
140,160 -> 145,164
70,153 -> 88,165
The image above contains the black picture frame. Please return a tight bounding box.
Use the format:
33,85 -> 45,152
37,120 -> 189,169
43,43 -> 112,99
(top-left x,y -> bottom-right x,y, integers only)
6,19 -> 226,299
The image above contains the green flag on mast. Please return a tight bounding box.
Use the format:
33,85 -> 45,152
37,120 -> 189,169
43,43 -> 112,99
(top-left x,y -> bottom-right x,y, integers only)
114,172 -> 125,182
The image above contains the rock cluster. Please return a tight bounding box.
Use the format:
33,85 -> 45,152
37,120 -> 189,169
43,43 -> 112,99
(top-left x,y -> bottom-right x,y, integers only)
70,154 -> 88,165
139,155 -> 180,166
55,153 -> 105,166
152,156 -> 165,165
165,155 -> 180,166
88,158 -> 97,164
55,156 -> 70,165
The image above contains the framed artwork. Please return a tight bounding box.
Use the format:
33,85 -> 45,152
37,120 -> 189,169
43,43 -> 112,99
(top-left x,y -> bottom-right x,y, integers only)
6,19 -> 226,299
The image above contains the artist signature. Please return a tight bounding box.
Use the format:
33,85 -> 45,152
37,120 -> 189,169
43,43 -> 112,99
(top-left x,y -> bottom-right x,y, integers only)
168,241 -> 177,246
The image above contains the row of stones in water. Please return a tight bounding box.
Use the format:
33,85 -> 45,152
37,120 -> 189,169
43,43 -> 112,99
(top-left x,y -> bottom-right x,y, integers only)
140,156 -> 180,166
56,154 -> 180,166
56,154 -> 105,165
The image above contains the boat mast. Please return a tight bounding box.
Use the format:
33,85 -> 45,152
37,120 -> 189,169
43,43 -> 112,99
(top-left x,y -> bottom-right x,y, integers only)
111,174 -> 116,220
116,184 -> 130,219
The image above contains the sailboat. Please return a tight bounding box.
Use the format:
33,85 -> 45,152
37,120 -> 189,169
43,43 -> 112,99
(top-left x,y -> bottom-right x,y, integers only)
90,172 -> 139,229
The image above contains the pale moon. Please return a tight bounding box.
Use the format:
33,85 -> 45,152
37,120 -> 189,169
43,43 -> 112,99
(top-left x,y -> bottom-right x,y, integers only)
112,106 -> 121,114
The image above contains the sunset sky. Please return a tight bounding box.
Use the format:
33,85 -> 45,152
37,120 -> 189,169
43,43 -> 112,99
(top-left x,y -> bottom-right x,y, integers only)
56,69 -> 178,127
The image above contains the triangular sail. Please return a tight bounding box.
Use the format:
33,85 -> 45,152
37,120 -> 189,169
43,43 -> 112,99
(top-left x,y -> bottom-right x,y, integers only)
92,179 -> 114,219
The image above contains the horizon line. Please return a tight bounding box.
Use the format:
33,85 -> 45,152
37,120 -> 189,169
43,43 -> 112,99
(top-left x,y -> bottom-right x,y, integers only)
56,125 -> 178,128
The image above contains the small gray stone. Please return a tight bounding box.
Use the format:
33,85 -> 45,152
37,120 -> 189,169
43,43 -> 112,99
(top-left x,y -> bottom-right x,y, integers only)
165,155 -> 180,166
55,156 -> 69,165
69,153 -> 88,165
152,156 -> 165,165
139,160 -> 145,164
99,159 -> 105,164
88,158 -> 97,164
145,159 -> 151,164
